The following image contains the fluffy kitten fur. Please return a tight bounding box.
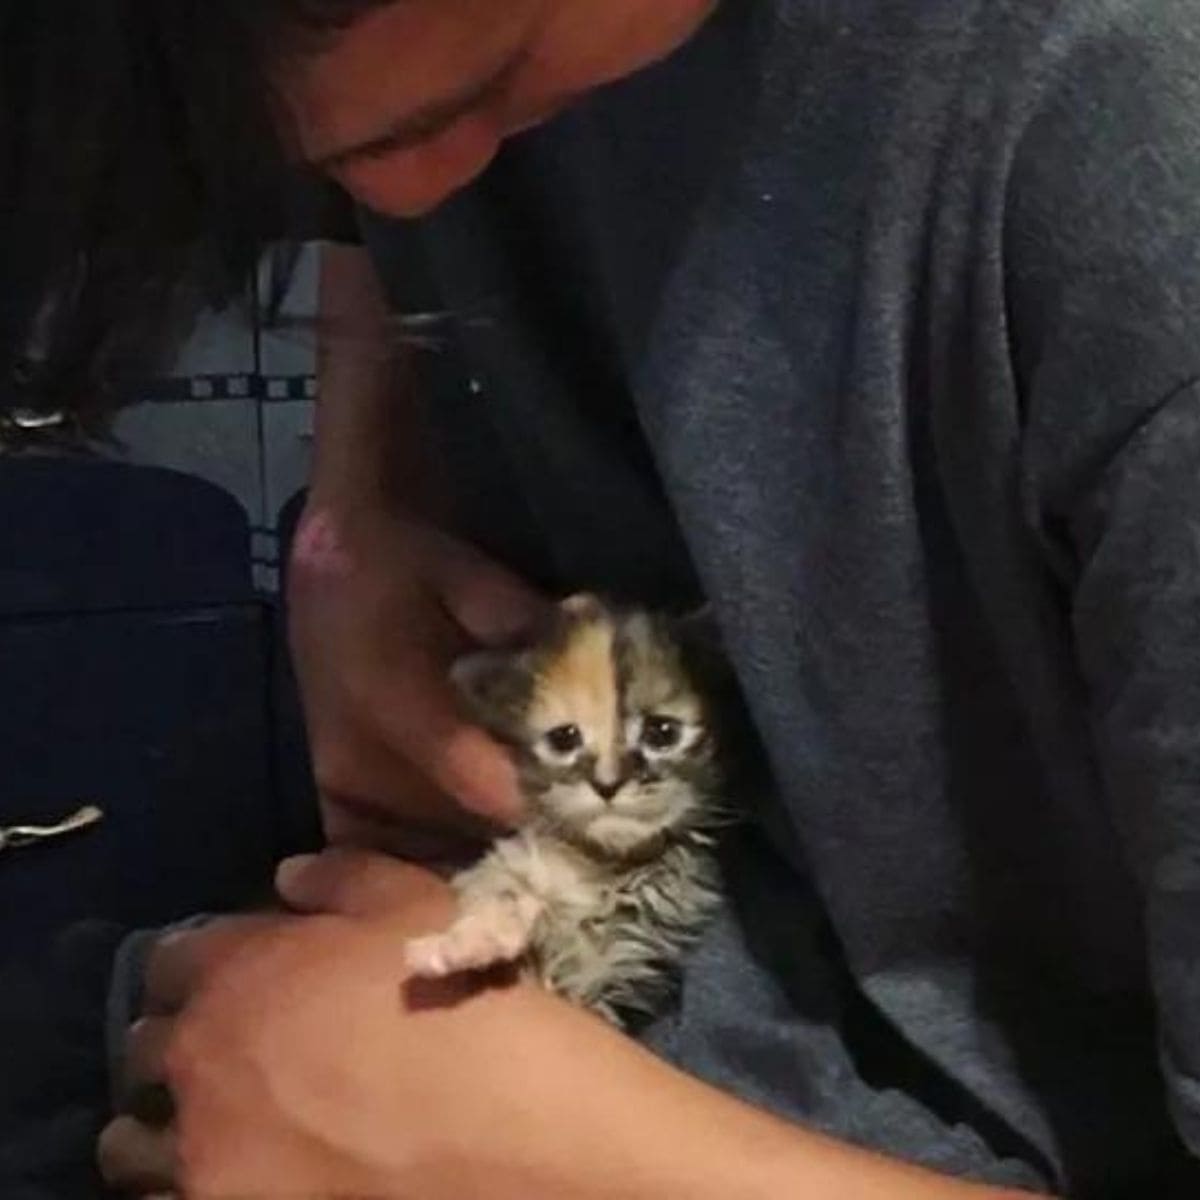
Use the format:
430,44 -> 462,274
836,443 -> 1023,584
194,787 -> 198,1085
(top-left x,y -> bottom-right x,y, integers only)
405,594 -> 730,1025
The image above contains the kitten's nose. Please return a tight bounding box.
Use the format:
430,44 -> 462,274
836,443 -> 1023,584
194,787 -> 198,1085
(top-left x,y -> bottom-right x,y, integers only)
591,777 -> 627,802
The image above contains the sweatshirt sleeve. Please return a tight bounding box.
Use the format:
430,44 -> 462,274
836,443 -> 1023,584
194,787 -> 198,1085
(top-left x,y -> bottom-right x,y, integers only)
1007,2 -> 1200,1156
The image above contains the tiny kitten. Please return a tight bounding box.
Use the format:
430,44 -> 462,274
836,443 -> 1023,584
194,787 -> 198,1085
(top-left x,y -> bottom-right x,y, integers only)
404,594 -> 731,1026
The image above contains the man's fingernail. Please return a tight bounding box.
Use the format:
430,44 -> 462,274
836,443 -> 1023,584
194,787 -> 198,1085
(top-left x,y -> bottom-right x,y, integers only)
276,855 -> 318,893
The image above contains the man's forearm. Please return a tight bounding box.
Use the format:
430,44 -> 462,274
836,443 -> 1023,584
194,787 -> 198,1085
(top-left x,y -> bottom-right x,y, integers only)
311,242 -> 440,519
672,1087 -> 1045,1200
507,1030 -> 1049,1200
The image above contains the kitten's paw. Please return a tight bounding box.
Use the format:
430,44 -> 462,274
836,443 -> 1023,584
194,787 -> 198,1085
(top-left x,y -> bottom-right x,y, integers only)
404,896 -> 539,978
404,934 -> 456,978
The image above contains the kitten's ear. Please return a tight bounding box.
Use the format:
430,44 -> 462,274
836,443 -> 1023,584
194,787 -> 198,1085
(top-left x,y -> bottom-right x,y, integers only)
673,601 -> 733,687
450,649 -> 527,728
560,592 -> 606,619
675,602 -> 722,650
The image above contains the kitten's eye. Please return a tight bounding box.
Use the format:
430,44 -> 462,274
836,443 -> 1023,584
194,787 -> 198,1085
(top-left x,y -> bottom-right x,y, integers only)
544,724 -> 584,756
641,715 -> 684,751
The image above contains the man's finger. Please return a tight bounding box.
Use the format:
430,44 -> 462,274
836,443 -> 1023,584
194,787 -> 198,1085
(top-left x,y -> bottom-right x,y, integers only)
120,1017 -> 175,1117
276,849 -> 452,923
379,649 -> 525,823
421,528 -> 551,647
404,715 -> 524,824
97,1116 -> 178,1194
142,917 -> 276,1015
441,564 -> 548,645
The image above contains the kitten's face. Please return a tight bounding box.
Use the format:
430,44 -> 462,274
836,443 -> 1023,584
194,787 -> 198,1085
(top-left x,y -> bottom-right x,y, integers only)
453,597 -> 721,856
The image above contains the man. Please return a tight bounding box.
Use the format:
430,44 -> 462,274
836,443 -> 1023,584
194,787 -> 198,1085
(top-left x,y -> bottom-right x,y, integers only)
4,0 -> 1199,1194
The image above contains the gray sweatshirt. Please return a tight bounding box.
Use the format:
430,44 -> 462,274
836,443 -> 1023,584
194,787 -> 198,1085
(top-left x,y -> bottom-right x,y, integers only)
356,0 -> 1200,1192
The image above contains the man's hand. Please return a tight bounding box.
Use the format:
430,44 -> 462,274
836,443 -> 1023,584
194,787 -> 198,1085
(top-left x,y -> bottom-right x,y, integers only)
98,853 -> 457,1197
98,850 -> 1045,1200
97,851 -> 664,1199
292,242 -> 550,859
289,503 -> 548,857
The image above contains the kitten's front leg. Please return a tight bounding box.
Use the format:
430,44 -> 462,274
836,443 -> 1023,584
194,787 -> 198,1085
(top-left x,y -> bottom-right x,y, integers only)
405,858 -> 543,979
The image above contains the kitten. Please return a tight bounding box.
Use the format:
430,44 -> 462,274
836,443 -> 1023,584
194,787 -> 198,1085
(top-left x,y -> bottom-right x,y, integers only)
404,594 -> 731,1026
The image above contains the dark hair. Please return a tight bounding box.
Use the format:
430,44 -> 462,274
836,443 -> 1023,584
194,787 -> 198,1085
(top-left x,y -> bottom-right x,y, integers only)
0,1 -> 387,426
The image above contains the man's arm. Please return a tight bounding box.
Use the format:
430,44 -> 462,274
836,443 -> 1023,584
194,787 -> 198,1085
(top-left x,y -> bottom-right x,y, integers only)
1006,4 -> 1200,1159
288,243 -> 544,850
307,242 -> 434,518
99,851 -> 1044,1199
